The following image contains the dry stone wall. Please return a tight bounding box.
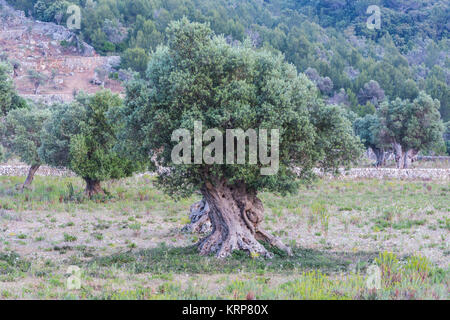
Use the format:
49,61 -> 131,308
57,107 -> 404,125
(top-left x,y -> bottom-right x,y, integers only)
1,165 -> 448,181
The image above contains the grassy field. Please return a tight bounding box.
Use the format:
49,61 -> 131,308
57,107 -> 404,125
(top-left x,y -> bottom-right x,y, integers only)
0,175 -> 448,300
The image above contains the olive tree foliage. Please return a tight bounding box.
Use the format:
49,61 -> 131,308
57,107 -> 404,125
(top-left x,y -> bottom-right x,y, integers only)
0,61 -> 31,185
0,62 -> 26,117
118,19 -> 363,258
121,47 -> 150,75
39,90 -> 138,197
377,92 -> 445,168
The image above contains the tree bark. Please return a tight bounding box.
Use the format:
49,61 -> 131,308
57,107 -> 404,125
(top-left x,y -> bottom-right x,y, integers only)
393,143 -> 404,169
34,82 -> 40,95
21,164 -> 40,190
84,178 -> 104,197
409,149 -> 419,165
198,180 -> 292,259
402,149 -> 418,169
372,147 -> 385,167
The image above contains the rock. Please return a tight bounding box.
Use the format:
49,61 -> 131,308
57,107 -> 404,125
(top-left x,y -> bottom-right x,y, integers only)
90,78 -> 103,86
118,69 -> 133,82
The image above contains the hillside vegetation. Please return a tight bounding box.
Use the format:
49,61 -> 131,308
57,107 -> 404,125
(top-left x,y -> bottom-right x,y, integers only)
6,0 -> 449,123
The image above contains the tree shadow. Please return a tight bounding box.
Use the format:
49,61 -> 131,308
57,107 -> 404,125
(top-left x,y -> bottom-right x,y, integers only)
89,243 -> 379,275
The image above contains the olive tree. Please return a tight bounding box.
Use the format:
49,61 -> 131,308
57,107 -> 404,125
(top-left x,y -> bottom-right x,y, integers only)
0,105 -> 51,189
378,92 -> 445,168
0,62 -> 41,187
354,114 -> 388,167
119,20 -> 363,258
39,90 -> 138,197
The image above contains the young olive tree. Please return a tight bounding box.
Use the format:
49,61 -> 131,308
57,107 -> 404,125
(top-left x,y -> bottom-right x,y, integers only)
119,19 -> 363,258
0,105 -> 51,189
378,92 -> 445,168
39,90 -> 138,197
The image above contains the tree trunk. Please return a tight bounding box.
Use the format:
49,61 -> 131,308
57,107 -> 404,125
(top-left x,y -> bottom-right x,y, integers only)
393,143 -> 404,169
84,178 -> 104,197
402,149 -> 415,169
409,149 -> 419,165
34,82 -> 40,95
198,180 -> 292,259
373,147 -> 385,167
21,164 -> 40,190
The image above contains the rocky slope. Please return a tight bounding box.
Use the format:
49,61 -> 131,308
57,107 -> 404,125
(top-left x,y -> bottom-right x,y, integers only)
0,0 -> 123,105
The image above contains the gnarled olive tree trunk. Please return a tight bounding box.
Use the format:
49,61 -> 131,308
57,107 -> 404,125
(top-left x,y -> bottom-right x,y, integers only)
20,164 -> 40,190
84,178 -> 104,197
197,180 -> 292,259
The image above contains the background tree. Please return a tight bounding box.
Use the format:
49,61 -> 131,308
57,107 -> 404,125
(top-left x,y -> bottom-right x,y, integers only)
357,80 -> 385,108
0,62 -> 26,117
27,70 -> 48,95
0,61 -> 28,168
354,114 -> 387,167
0,105 -> 51,189
445,121 -> 450,155
39,90 -> 138,197
119,19 -> 363,259
120,47 -> 150,76
378,92 -> 445,168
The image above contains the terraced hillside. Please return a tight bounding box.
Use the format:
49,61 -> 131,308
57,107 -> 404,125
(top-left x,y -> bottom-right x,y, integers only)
0,0 -> 122,105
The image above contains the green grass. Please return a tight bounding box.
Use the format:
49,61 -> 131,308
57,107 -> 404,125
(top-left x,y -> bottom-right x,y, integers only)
0,252 -> 31,280
90,243 -> 376,275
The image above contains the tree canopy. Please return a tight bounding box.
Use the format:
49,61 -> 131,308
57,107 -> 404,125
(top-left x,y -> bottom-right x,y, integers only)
0,105 -> 50,188
39,90 -> 138,196
0,62 -> 27,117
377,92 -> 445,167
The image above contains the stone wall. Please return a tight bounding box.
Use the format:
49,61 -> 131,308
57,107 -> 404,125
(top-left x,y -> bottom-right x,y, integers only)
0,165 -> 75,177
312,168 -> 450,180
1,165 -> 448,181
